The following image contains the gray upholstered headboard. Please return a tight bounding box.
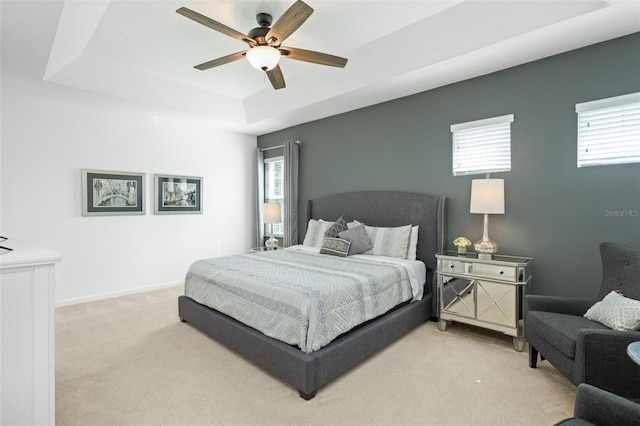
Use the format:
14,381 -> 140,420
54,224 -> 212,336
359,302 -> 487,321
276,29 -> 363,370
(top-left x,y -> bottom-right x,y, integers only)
305,191 -> 448,274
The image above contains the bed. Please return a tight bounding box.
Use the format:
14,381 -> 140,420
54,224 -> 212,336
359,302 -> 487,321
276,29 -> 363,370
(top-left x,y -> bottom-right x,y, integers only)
178,191 -> 448,399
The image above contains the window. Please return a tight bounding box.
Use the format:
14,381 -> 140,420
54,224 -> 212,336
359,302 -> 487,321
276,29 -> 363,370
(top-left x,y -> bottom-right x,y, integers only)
451,114 -> 513,176
576,92 -> 640,168
264,156 -> 284,236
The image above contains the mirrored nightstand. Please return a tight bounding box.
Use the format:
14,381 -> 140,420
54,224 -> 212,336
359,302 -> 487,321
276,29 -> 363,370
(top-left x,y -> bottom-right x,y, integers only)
436,251 -> 532,351
250,246 -> 278,253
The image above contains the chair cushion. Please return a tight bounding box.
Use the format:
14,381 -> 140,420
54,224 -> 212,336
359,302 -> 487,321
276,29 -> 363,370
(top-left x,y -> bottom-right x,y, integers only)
527,311 -> 611,359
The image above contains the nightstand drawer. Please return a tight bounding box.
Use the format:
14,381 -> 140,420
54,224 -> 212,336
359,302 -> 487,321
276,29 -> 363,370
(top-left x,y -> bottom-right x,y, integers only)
441,259 -> 472,275
471,263 -> 516,281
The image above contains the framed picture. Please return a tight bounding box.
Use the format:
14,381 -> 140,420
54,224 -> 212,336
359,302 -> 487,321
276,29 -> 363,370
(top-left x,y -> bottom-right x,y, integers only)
0,235 -> 12,255
154,174 -> 203,215
81,169 -> 146,216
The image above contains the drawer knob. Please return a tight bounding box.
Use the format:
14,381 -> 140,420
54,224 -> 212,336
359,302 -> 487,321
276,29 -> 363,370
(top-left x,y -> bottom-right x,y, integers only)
499,271 -> 504,275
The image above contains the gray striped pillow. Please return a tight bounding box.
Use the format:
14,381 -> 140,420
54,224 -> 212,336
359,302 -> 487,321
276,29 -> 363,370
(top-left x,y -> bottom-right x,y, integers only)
303,219 -> 333,247
363,224 -> 412,259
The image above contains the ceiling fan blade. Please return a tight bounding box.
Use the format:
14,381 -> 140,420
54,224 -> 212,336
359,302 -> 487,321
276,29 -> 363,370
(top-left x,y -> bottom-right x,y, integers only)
177,7 -> 255,46
280,47 -> 348,68
266,65 -> 286,90
194,51 -> 246,70
265,1 -> 313,46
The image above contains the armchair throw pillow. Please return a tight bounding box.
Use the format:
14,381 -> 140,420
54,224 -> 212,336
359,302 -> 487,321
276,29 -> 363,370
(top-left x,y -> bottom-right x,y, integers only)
584,291 -> 640,331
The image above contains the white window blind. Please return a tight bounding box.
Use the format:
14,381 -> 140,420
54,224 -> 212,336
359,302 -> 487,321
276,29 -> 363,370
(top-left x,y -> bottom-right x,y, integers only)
264,157 -> 284,237
576,92 -> 640,168
451,114 -> 513,176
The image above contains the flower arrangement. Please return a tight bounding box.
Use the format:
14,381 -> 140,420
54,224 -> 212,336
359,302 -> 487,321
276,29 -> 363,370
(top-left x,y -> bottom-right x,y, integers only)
453,237 -> 472,254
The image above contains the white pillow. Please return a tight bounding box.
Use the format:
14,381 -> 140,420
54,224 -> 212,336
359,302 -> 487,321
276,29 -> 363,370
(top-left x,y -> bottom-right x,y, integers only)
302,219 -> 333,247
584,291 -> 640,331
346,220 -> 361,229
407,226 -> 419,260
363,224 -> 413,259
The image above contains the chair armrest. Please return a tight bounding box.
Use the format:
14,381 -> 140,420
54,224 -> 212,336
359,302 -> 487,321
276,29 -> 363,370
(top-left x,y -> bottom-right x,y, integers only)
579,329 -> 640,359
574,383 -> 640,426
525,295 -> 598,316
576,330 -> 640,397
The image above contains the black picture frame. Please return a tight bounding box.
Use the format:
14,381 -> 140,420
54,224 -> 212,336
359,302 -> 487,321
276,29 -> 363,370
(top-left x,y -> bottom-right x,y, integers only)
81,169 -> 146,216
154,174 -> 203,215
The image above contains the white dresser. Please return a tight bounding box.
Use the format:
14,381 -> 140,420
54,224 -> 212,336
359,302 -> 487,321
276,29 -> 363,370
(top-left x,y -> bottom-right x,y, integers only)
1,239 -> 60,426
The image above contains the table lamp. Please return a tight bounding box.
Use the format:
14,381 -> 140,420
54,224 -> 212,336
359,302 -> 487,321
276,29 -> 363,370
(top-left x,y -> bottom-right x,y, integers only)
470,178 -> 505,259
263,202 -> 281,250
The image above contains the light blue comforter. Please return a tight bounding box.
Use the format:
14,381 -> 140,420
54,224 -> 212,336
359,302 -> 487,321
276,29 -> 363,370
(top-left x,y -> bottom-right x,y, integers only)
184,247 -> 416,353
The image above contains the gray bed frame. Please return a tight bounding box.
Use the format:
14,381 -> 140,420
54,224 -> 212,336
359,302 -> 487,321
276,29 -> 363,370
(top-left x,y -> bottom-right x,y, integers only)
178,191 -> 448,399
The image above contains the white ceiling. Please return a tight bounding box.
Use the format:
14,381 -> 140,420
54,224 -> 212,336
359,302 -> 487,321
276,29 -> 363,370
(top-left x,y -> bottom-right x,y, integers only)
3,1 -> 639,135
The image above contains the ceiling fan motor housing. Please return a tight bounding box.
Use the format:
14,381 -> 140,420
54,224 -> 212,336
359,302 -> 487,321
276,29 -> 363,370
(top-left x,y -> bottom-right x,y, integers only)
247,26 -> 269,42
256,13 -> 272,28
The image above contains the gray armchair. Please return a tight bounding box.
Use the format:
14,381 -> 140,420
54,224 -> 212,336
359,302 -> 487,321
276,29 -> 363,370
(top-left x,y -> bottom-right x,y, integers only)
525,242 -> 640,398
554,383 -> 640,426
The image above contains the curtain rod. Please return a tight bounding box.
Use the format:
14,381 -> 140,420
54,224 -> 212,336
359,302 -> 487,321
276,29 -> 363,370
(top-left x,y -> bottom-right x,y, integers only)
259,140 -> 301,152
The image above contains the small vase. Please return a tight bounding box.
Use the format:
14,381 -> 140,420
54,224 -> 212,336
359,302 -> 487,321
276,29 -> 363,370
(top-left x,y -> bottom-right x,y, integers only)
457,246 -> 467,255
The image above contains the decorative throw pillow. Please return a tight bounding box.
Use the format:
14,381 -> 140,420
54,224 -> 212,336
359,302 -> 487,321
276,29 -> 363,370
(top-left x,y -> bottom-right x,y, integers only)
584,291 -> 640,331
324,216 -> 348,238
363,224 -> 413,259
339,224 -> 373,255
319,238 -> 351,257
303,219 -> 333,247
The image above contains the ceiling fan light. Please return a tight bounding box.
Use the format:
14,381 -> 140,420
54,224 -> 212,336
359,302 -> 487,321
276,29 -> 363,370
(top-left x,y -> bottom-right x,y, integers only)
246,46 -> 281,71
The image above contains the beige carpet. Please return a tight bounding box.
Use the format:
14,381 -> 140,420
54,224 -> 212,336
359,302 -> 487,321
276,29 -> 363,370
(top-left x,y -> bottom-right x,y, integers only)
56,286 -> 576,426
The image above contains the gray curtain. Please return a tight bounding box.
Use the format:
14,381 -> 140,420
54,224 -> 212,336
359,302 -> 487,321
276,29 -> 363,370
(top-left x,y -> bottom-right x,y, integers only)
283,140 -> 299,247
255,148 -> 265,248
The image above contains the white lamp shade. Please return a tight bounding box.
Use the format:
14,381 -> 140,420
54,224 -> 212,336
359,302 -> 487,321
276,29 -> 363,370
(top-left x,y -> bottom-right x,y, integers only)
470,179 -> 505,214
263,202 -> 282,223
246,46 -> 281,71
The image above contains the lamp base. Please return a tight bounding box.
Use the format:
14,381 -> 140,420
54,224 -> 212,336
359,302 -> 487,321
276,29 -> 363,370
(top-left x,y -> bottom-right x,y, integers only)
265,236 -> 279,250
474,238 -> 498,260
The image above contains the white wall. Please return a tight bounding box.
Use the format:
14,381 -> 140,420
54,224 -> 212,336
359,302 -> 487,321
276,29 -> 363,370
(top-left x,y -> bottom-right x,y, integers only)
1,72 -> 257,305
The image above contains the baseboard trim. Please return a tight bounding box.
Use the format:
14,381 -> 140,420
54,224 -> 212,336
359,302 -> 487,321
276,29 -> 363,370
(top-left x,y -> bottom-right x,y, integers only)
55,280 -> 183,307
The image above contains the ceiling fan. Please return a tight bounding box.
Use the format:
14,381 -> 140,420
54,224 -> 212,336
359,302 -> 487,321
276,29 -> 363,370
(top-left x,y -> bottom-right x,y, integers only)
176,0 -> 348,90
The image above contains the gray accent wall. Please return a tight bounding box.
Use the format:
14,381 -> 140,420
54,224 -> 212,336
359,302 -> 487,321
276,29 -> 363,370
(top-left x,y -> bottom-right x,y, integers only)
257,33 -> 640,298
